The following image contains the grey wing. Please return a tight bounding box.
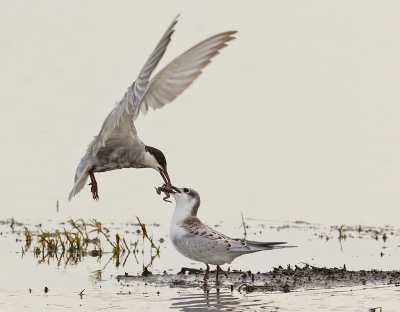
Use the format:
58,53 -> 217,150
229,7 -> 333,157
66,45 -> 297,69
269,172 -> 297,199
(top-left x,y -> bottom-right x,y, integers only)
132,30 -> 237,120
174,225 -> 233,260
88,15 -> 179,156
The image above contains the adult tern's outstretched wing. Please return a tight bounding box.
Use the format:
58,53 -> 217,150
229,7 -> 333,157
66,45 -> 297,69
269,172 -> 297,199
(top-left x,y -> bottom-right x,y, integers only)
132,31 -> 237,121
88,18 -> 236,157
88,16 -> 179,156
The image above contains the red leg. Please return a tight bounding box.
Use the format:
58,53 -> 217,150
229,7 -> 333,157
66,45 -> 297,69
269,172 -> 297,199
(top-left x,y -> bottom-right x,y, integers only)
203,264 -> 210,281
88,170 -> 99,200
216,265 -> 220,281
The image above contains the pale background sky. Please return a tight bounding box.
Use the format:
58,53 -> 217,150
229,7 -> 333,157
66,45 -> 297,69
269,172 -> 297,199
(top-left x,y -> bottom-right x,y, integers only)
1,1 -> 400,227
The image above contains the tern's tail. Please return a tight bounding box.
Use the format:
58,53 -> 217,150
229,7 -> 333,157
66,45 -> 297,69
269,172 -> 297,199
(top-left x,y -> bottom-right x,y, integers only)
245,241 -> 296,251
68,163 -> 90,201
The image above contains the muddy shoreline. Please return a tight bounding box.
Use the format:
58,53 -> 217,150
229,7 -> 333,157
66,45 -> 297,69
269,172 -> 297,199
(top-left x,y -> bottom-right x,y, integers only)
117,264 -> 400,292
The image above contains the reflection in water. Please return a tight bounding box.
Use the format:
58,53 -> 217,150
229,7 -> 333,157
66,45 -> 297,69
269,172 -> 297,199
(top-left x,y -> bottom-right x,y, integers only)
169,287 -> 277,311
13,217 -> 161,275
170,288 -> 240,311
89,269 -> 103,283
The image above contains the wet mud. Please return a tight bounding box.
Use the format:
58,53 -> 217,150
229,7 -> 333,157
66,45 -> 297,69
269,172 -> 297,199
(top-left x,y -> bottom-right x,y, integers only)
117,263 -> 400,292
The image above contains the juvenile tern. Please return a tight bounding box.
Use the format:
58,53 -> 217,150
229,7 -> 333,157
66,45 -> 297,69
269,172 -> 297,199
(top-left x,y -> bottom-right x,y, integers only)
68,16 -> 236,200
168,188 -> 295,281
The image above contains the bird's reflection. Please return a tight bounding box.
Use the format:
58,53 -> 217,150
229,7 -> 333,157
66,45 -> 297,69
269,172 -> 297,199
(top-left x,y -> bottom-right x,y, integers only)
169,286 -> 270,311
170,288 -> 239,311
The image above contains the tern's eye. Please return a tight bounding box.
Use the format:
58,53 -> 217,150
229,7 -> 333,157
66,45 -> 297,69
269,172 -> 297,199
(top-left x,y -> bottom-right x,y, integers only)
183,188 -> 190,194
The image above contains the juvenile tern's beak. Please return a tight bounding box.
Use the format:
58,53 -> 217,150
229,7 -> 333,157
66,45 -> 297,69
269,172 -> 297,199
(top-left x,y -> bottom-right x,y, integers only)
171,186 -> 181,194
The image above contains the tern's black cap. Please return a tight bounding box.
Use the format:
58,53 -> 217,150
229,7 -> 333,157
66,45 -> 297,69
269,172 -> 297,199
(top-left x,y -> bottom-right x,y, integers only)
145,146 -> 167,170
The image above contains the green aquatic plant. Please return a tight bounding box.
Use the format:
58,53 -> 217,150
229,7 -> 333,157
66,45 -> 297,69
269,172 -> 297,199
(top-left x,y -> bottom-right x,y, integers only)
136,216 -> 157,249
17,217 -> 160,273
337,224 -> 347,240
239,211 -> 247,238
135,216 -> 162,271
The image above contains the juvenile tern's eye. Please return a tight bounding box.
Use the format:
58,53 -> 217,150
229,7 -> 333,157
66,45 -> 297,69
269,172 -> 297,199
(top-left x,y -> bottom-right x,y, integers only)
183,188 -> 190,194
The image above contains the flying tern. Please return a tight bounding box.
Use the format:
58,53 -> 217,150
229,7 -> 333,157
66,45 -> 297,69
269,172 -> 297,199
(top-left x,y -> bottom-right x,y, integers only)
68,16 -> 236,200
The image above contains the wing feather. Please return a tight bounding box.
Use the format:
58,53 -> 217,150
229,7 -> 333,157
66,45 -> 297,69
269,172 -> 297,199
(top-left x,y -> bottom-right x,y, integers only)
85,18 -> 236,157
133,30 -> 237,120
175,223 -> 232,260
176,220 -> 292,261
87,15 -> 179,156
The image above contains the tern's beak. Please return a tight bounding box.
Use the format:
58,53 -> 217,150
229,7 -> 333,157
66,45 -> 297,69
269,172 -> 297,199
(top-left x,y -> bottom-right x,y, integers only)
170,188 -> 181,198
158,167 -> 171,185
157,168 -> 181,194
170,186 -> 181,194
